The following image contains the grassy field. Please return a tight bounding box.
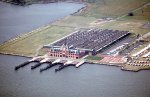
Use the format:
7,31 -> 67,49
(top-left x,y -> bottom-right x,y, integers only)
93,19 -> 150,35
0,25 -> 75,56
85,55 -> 103,60
0,0 -> 149,57
52,16 -> 96,29
82,0 -> 150,18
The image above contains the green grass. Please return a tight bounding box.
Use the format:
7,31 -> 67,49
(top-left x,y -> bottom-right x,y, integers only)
0,25 -> 75,56
81,0 -> 150,18
52,16 -> 96,28
86,0 -> 150,35
85,55 -> 103,60
0,0 -> 149,57
94,19 -> 150,35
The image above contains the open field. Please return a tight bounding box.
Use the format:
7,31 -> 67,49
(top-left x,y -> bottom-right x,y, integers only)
0,25 -> 75,56
52,16 -> 96,29
85,55 -> 103,60
0,0 -> 150,57
82,0 -> 150,18
93,19 -> 150,35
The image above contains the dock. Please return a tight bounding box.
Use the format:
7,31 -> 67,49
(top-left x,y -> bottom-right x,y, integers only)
76,60 -> 85,68
55,64 -> 75,72
15,55 -> 86,72
52,59 -> 61,64
14,57 -> 43,70
40,63 -> 63,72
31,58 -> 53,70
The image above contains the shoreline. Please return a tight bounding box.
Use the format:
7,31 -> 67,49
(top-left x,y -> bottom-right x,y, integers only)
0,1 -> 87,56
1,50 -> 150,72
0,1 -> 149,72
1,51 -> 149,72
0,1 -> 86,46
121,67 -> 150,72
86,57 -> 150,72
0,53 -> 32,58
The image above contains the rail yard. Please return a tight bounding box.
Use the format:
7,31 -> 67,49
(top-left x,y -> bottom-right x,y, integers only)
52,29 -> 130,53
14,28 -> 142,72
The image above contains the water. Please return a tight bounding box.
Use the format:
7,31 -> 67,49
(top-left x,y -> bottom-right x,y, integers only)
0,1 -> 84,43
0,54 -> 150,97
0,1 -> 150,97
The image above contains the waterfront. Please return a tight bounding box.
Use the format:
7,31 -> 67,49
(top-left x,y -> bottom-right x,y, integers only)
0,54 -> 150,97
0,1 -> 84,43
0,1 -> 150,97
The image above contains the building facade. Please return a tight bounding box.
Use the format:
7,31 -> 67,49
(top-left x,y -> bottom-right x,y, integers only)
43,44 -> 86,59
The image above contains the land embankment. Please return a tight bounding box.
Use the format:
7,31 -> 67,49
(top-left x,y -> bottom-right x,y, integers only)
85,55 -> 150,72
0,0 -> 149,57
122,64 -> 150,72
0,0 -> 150,71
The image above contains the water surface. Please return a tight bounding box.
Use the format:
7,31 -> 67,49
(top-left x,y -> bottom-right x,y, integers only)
0,54 -> 150,97
0,1 -> 84,43
0,2 -> 150,97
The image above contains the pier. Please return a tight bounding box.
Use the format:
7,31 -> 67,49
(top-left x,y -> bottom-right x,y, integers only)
40,63 -> 63,72
15,56 -> 86,72
55,64 -> 75,72
31,58 -> 53,70
55,60 -> 74,72
76,60 -> 85,68
14,57 -> 43,70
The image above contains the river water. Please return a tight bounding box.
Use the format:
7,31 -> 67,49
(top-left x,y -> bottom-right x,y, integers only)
0,1 -> 150,97
0,1 -> 84,44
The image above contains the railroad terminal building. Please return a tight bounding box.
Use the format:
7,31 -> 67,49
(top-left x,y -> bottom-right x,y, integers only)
43,29 -> 130,59
43,44 -> 87,59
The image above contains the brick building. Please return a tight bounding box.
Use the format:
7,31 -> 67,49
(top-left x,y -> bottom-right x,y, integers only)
43,44 -> 86,59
